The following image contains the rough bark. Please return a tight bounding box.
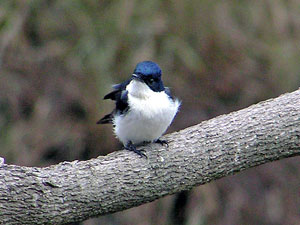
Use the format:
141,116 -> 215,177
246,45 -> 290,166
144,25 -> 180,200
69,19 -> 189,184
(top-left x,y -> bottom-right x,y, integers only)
1,90 -> 300,225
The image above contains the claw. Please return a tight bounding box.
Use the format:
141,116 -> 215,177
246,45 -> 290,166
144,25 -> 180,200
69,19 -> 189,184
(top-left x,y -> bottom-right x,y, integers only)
125,141 -> 147,158
155,139 -> 169,147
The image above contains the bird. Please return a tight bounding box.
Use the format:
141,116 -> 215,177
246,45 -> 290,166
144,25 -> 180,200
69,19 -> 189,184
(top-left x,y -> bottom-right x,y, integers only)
97,61 -> 180,157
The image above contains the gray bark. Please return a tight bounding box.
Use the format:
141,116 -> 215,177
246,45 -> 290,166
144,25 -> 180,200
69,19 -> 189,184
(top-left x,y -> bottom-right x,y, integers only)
1,90 -> 300,225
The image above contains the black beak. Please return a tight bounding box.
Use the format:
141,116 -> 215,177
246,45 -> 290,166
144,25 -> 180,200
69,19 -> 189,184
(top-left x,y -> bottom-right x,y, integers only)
132,74 -> 143,82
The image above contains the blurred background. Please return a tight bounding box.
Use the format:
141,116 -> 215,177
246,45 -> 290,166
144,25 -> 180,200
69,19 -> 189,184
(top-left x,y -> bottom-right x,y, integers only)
1,0 -> 300,224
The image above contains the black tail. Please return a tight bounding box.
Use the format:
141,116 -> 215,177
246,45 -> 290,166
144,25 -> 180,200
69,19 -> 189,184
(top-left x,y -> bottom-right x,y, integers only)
97,113 -> 113,124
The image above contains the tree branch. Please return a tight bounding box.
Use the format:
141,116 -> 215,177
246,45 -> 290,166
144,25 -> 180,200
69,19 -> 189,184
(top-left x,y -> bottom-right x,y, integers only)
1,90 -> 300,225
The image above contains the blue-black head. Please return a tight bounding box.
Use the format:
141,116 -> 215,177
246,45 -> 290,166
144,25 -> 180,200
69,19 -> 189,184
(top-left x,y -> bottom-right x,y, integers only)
132,61 -> 165,92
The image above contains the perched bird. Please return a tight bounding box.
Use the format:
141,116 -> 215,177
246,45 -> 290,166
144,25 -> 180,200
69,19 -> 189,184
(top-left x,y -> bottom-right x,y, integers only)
97,61 -> 180,157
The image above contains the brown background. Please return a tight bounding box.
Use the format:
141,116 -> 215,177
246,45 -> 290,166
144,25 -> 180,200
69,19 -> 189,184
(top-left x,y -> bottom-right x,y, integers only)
1,1 -> 300,224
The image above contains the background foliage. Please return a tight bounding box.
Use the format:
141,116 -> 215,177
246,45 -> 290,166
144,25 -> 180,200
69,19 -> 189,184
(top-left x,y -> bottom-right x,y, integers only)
1,0 -> 300,224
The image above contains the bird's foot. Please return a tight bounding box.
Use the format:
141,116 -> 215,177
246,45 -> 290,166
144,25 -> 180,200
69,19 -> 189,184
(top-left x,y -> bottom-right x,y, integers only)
125,141 -> 147,158
155,139 -> 169,147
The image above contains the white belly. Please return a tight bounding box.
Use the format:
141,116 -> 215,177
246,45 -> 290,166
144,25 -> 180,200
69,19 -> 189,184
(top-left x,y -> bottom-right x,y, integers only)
113,92 -> 180,145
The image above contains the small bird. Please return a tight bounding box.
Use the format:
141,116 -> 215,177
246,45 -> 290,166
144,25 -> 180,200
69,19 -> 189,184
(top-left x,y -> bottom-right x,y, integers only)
97,61 -> 180,157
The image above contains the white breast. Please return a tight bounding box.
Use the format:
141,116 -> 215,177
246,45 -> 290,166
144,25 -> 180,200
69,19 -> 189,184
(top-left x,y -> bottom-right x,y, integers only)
113,80 -> 180,145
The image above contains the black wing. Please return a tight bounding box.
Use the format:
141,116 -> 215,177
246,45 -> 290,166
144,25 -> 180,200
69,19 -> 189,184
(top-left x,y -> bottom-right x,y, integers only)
103,79 -> 131,100
97,113 -> 113,124
97,79 -> 131,124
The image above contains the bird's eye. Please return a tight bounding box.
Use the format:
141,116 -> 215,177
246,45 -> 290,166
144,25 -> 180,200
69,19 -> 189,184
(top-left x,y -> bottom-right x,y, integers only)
149,78 -> 154,83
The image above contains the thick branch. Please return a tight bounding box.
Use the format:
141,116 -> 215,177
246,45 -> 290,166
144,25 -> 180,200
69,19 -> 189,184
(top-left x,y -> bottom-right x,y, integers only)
1,90 -> 300,225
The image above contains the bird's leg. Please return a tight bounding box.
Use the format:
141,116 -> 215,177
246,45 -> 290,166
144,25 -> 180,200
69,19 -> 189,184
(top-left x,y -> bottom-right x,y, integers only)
125,141 -> 147,158
155,139 -> 169,147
